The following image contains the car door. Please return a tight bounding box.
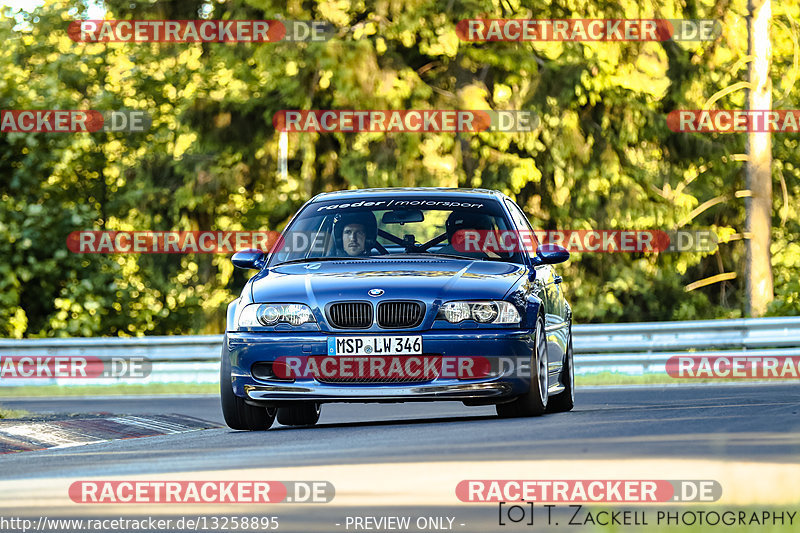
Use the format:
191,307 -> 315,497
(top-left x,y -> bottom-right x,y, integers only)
504,199 -> 568,373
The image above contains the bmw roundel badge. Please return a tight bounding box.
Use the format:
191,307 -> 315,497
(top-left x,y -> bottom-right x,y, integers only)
368,288 -> 384,297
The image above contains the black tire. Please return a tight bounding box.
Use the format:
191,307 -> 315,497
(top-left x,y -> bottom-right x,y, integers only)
277,403 -> 321,427
546,323 -> 575,413
496,314 -> 549,418
220,336 -> 276,431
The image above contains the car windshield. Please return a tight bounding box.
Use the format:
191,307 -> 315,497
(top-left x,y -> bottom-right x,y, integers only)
267,196 -> 525,266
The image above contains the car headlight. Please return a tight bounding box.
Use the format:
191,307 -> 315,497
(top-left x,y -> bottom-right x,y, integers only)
439,302 -> 471,323
438,301 -> 520,324
237,303 -> 316,328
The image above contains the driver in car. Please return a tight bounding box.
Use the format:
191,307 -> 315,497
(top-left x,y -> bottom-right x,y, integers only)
437,212 -> 500,258
333,212 -> 378,257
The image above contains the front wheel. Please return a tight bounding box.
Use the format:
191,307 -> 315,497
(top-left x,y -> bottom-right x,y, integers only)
546,323 -> 574,413
277,403 -> 321,427
220,336 -> 276,431
496,315 -> 549,418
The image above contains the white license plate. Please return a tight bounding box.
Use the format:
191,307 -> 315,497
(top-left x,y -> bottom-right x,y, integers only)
327,336 -> 422,356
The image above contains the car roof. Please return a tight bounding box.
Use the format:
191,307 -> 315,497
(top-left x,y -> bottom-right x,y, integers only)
309,187 -> 509,203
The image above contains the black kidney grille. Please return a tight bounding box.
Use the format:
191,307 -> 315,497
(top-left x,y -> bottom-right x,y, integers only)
377,301 -> 425,329
328,302 -> 373,329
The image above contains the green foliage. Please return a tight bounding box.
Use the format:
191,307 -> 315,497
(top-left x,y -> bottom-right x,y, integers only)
1,0 -> 798,337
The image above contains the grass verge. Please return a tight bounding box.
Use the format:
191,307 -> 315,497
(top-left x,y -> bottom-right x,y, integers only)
576,372 -> 800,386
0,406 -> 29,418
0,383 -> 218,397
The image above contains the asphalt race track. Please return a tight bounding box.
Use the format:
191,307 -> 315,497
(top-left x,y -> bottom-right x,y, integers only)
0,384 -> 798,532
2,384 -> 800,473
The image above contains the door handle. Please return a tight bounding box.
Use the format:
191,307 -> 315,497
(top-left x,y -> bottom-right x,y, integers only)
554,275 -> 563,284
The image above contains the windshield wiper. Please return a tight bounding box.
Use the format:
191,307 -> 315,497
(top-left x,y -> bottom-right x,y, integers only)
272,256 -> 369,266
421,253 -> 476,260
374,252 -> 473,260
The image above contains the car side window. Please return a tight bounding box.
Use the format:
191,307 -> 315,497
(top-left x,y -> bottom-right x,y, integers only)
504,199 -> 538,259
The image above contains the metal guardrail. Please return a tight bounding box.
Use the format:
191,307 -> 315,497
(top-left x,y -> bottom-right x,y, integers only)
1,316 -> 799,384
572,316 -> 800,374
0,335 -> 222,362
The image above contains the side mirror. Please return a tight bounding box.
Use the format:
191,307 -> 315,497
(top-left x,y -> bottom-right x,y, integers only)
232,249 -> 266,270
533,243 -> 570,265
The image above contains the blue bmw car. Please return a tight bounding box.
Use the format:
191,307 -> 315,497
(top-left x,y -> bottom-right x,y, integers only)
221,188 -> 573,430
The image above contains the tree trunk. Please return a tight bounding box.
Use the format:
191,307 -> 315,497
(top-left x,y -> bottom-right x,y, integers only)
745,0 -> 773,316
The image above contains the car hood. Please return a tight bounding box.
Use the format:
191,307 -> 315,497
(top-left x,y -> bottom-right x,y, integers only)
250,258 -> 526,305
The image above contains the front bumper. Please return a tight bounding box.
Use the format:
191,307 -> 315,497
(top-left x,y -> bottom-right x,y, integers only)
225,330 -> 535,403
